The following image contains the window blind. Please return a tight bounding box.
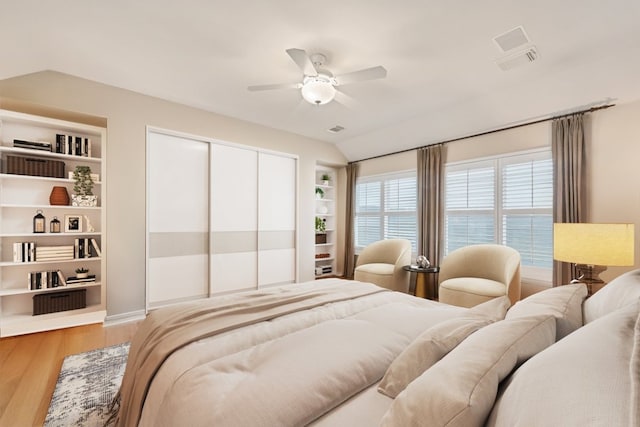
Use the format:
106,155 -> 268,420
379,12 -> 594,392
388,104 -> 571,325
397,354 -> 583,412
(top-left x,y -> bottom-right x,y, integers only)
445,149 -> 552,282
355,171 -> 417,253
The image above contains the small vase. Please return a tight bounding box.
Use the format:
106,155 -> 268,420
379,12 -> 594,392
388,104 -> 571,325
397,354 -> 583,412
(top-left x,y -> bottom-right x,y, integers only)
49,186 -> 70,206
76,272 -> 88,279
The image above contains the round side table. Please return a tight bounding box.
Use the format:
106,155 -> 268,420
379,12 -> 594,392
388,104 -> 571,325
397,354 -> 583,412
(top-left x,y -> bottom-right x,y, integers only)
403,265 -> 440,300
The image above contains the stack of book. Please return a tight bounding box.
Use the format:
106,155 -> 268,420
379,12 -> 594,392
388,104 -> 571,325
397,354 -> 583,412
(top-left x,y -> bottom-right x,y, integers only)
66,274 -> 96,285
35,245 -> 75,262
28,270 -> 66,290
55,134 -> 92,157
13,139 -> 52,152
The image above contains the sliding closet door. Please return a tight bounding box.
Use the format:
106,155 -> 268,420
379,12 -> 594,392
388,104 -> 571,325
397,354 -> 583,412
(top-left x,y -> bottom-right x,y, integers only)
147,131 -> 210,308
210,144 -> 258,293
258,152 -> 297,287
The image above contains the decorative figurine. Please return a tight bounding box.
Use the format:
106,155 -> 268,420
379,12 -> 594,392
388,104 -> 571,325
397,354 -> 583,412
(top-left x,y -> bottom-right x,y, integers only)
416,255 -> 430,268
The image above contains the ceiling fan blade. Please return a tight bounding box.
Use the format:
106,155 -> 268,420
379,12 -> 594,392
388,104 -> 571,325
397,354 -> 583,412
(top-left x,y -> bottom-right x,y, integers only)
334,66 -> 387,85
286,48 -> 318,76
247,82 -> 301,91
334,90 -> 359,109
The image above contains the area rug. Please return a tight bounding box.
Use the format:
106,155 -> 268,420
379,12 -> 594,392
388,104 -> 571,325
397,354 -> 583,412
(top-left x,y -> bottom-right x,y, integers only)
45,342 -> 130,427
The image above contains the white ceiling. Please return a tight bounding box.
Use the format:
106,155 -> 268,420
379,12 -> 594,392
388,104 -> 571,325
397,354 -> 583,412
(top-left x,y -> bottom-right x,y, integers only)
1,0 -> 639,161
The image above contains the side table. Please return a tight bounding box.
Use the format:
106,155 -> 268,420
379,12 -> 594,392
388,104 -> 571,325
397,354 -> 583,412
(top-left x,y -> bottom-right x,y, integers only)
403,265 -> 440,300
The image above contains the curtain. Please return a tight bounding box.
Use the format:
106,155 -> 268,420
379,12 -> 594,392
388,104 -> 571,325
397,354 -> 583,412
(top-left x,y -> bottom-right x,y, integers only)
417,144 -> 445,293
552,113 -> 586,285
343,162 -> 359,279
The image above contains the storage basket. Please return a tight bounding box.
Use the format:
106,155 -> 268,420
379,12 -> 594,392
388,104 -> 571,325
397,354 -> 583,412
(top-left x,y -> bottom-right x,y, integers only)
33,288 -> 86,315
5,155 -> 65,178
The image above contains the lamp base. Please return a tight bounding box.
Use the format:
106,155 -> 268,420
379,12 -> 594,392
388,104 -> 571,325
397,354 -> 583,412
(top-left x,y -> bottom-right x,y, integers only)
570,264 -> 606,295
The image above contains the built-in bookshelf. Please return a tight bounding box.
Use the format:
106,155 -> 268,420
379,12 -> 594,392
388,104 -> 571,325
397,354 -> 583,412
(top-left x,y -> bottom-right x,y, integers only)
315,165 -> 337,278
0,109 -> 106,337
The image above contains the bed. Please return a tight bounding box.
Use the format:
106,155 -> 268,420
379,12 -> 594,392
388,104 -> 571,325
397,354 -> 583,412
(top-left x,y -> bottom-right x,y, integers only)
112,271 -> 640,426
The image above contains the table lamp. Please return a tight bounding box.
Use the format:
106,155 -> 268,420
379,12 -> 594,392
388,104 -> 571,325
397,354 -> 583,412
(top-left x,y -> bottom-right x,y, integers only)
553,223 -> 635,291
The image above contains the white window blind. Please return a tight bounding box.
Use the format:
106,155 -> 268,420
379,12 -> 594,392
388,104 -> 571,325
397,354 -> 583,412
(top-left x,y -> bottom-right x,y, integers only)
355,171 -> 417,253
445,149 -> 552,282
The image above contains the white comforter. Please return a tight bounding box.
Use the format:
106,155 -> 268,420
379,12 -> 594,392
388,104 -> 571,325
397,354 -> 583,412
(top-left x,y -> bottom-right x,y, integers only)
129,279 -> 465,426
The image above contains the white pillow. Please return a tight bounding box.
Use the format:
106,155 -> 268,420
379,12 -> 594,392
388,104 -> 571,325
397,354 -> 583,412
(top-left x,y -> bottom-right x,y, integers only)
380,314 -> 556,427
630,309 -> 640,427
487,298 -> 640,427
583,268 -> 640,323
505,283 -> 587,340
378,296 -> 510,398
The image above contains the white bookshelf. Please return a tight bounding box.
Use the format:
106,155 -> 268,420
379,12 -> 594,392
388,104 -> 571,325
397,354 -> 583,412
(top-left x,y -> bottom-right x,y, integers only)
315,165 -> 337,277
0,109 -> 106,337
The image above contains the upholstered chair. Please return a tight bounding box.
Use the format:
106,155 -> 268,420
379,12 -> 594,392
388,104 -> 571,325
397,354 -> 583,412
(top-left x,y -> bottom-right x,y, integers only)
438,244 -> 521,308
354,239 -> 412,293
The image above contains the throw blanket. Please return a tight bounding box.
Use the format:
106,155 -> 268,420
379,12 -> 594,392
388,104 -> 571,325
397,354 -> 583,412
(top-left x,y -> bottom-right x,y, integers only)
114,280 -> 389,426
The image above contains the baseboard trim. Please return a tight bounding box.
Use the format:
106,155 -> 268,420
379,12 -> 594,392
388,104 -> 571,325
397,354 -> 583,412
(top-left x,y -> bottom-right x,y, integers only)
104,310 -> 146,327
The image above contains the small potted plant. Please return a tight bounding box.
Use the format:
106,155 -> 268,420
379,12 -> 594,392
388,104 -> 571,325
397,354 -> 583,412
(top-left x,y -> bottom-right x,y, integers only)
315,216 -> 327,244
75,267 -> 89,279
72,166 -> 97,207
321,173 -> 331,186
315,187 -> 325,199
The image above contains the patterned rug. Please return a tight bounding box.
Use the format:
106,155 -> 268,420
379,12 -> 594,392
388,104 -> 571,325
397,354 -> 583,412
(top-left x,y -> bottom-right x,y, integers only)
45,342 -> 130,427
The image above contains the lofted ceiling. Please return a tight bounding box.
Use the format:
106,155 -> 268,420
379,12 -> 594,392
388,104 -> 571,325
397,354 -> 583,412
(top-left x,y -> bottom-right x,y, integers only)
1,0 -> 639,161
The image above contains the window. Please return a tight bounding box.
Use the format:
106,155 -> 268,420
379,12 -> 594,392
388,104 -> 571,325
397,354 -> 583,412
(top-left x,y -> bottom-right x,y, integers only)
355,171 -> 417,253
445,149 -> 553,282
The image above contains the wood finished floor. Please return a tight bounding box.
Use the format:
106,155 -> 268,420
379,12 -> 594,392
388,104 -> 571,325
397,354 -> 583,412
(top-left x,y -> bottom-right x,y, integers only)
0,321 -> 139,427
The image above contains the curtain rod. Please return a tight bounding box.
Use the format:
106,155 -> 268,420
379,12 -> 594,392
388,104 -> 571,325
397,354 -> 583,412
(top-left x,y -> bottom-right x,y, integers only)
350,103 -> 615,164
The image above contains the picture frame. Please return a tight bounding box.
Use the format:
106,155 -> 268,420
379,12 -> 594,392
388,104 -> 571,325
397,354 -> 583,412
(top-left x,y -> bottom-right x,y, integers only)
64,214 -> 83,233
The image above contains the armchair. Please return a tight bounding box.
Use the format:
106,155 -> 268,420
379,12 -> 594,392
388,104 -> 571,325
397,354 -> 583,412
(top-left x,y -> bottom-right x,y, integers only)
354,239 -> 412,293
438,244 -> 521,308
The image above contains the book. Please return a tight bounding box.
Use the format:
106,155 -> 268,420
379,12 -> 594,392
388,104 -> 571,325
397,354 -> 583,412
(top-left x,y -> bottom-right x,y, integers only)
67,135 -> 74,155
13,242 -> 22,263
90,239 -> 102,257
13,139 -> 52,152
66,275 -> 96,285
57,270 -> 67,287
56,134 -> 65,154
75,136 -> 83,156
84,137 -> 91,157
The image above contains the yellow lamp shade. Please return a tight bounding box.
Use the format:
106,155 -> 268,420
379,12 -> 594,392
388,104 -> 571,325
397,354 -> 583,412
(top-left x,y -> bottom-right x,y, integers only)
553,223 -> 635,266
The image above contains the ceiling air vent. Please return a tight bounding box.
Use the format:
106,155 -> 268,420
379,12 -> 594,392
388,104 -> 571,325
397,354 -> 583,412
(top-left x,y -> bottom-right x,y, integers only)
493,26 -> 531,52
328,125 -> 345,133
495,45 -> 539,71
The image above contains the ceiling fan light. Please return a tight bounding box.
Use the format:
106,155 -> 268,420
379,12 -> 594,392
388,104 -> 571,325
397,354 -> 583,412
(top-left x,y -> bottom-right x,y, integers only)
301,77 -> 336,105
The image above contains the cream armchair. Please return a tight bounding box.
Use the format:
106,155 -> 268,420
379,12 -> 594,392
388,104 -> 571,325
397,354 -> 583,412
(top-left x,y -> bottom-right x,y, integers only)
354,239 -> 412,293
438,244 -> 521,308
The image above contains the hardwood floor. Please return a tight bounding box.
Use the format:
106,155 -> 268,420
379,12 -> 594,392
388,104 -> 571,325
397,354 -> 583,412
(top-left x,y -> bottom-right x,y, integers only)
0,321 -> 139,427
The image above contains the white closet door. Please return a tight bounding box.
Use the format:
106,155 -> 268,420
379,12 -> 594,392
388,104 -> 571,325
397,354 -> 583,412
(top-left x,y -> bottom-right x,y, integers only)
210,144 -> 258,293
258,153 -> 297,287
147,131 -> 209,308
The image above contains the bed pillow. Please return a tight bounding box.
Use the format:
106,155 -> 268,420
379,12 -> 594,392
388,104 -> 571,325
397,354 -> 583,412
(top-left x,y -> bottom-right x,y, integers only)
487,298 -> 640,427
583,268 -> 640,323
631,311 -> 640,427
505,283 -> 587,340
380,314 -> 556,427
378,296 -> 510,398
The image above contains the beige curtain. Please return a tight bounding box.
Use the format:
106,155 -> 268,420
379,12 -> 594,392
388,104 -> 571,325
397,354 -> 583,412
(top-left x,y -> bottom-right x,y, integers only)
552,114 -> 586,285
343,162 -> 359,279
417,144 -> 445,269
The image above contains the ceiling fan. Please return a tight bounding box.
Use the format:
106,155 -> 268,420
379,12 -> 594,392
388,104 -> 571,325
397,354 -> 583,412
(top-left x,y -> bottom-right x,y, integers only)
248,48 -> 387,106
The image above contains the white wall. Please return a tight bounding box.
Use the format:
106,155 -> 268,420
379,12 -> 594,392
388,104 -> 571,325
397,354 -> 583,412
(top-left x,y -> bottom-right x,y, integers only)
0,71 -> 347,319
